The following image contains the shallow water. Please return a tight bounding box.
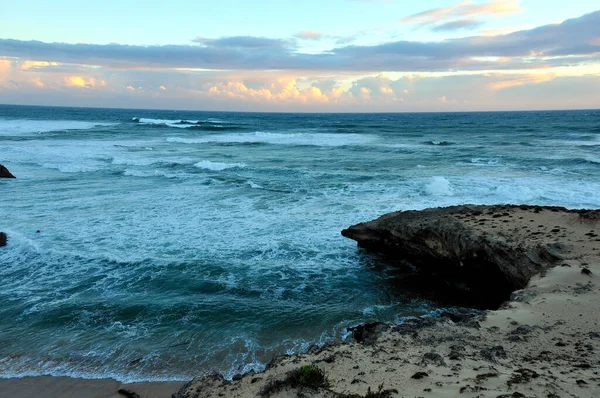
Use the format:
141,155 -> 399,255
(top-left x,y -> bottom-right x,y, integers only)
1,105 -> 599,381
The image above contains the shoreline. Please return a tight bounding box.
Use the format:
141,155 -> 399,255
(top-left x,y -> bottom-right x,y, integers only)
0,376 -> 183,398
175,205 -> 600,397
1,205 -> 598,397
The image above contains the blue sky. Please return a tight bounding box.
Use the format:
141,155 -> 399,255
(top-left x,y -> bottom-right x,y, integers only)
1,0 -> 599,111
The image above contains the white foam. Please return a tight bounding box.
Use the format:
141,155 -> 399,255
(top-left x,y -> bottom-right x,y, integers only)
123,169 -> 182,179
194,160 -> 247,171
167,131 -> 374,147
585,156 -> 600,164
425,176 -> 454,196
247,181 -> 263,189
0,119 -> 116,135
137,118 -> 197,128
111,157 -> 158,166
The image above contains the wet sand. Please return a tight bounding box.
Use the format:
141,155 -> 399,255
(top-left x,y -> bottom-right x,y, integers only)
0,377 -> 182,398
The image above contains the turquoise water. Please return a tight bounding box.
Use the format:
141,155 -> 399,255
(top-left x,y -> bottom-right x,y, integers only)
1,105 -> 599,381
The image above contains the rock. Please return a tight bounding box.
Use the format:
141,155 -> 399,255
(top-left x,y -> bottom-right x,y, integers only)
0,232 -> 6,247
422,352 -> 446,367
411,371 -> 429,379
480,345 -> 507,362
117,389 -> 141,398
349,322 -> 390,345
449,345 -> 466,360
341,205 -> 579,307
0,164 -> 15,178
510,325 -> 536,335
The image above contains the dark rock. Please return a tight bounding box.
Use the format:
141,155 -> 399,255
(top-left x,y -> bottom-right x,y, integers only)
0,164 -> 15,178
508,368 -> 539,387
411,371 -> 429,379
0,232 -> 6,247
341,205 -> 584,308
349,322 -> 390,345
118,389 -> 141,398
422,352 -> 446,367
460,385 -> 488,393
510,325 -> 535,335
497,393 -> 526,398
480,345 -> 507,362
449,345 -> 466,360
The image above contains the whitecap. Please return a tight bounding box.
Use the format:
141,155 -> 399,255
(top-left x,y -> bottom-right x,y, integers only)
0,119 -> 117,135
425,176 -> 454,196
194,160 -> 247,171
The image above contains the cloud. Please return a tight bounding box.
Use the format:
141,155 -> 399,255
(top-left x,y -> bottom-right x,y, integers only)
488,72 -> 555,90
294,31 -> 325,40
2,62 -> 599,111
65,76 -> 96,88
19,60 -> 60,70
432,19 -> 484,32
192,36 -> 292,49
0,11 -> 598,75
402,0 -> 524,26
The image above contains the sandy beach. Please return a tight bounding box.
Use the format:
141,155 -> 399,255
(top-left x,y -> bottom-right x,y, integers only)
1,205 -> 599,398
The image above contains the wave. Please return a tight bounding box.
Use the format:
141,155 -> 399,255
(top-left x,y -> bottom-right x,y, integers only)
0,119 -> 117,135
134,118 -> 244,131
424,176 -> 454,196
584,157 -> 600,165
167,131 -> 374,147
426,140 -> 454,146
194,160 -> 247,171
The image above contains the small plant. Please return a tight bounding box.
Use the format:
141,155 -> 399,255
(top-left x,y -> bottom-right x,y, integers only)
297,364 -> 329,389
364,384 -> 398,398
259,364 -> 329,396
339,383 -> 398,398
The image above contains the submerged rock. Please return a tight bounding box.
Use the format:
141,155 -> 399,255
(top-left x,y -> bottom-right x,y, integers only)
342,205 -> 593,308
0,164 -> 15,178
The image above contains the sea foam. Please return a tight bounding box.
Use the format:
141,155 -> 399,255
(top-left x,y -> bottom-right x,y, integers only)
194,160 -> 247,171
0,119 -> 116,135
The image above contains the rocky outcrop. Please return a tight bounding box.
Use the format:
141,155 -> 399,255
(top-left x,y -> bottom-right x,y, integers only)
342,205 -> 596,307
0,232 -> 6,247
0,164 -> 15,178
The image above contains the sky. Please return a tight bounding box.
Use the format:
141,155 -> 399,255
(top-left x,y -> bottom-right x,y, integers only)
0,0 -> 599,112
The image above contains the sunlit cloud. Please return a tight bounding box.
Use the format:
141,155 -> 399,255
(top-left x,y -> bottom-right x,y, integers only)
479,26 -> 527,36
19,60 -> 60,70
66,76 -> 96,88
294,31 -> 325,40
402,0 -> 524,26
488,73 -> 555,90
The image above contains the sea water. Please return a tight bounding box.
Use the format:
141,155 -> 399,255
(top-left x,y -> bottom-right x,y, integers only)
0,105 -> 599,382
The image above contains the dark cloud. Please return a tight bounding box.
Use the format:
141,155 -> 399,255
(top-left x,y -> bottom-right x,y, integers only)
192,36 -> 293,49
0,10 -> 598,72
432,19 -> 484,32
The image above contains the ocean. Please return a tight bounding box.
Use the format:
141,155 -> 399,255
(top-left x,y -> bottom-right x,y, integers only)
1,105 -> 599,382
